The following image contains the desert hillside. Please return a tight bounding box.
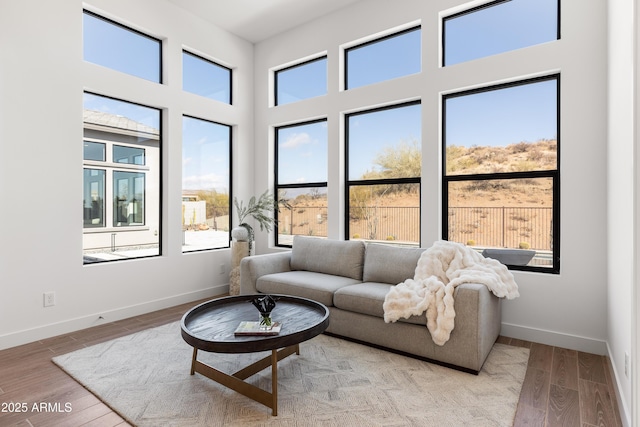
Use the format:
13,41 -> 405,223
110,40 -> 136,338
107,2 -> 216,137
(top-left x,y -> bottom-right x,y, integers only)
277,139 -> 556,251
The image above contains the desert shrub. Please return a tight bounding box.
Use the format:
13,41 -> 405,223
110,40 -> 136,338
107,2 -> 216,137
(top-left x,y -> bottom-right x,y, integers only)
509,141 -> 529,153
466,239 -> 476,246
519,242 -> 531,249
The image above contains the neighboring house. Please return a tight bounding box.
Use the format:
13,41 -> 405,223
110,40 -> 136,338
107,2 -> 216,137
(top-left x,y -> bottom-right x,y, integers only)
82,110 -> 160,256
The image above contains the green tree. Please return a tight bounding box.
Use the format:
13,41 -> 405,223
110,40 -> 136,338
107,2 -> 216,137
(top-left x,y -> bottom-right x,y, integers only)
370,139 -> 421,179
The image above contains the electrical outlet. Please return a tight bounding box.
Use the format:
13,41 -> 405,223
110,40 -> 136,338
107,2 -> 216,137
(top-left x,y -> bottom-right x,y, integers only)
43,292 -> 56,307
625,352 -> 630,378
219,264 -> 226,275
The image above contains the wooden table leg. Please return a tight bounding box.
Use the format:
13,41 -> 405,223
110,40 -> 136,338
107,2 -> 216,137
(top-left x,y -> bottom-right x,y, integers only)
271,350 -> 278,416
190,347 -> 198,375
190,344 -> 299,416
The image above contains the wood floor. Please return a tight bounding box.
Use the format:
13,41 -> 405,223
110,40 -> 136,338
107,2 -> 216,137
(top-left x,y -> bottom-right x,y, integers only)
0,297 -> 623,427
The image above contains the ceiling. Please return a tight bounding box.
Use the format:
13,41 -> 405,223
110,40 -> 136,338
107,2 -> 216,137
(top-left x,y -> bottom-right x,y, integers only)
167,0 -> 363,43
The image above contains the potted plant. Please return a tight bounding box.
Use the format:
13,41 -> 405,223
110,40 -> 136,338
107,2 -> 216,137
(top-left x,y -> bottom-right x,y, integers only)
232,189 -> 276,252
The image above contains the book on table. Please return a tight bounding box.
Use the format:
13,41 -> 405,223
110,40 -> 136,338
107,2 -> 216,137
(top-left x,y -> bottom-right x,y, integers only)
234,321 -> 282,336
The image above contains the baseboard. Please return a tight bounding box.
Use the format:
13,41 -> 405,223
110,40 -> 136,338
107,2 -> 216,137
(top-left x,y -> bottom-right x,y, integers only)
605,342 -> 632,427
500,322 -> 608,355
0,284 -> 229,351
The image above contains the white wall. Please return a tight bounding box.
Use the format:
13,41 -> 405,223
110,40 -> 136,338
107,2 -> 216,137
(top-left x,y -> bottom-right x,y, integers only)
254,0 -> 609,354
607,0 -> 635,424
0,0 -> 253,349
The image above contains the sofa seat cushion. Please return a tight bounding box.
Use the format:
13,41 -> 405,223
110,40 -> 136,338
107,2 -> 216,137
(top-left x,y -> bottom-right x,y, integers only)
334,283 -> 426,326
256,271 -> 361,307
291,236 -> 365,280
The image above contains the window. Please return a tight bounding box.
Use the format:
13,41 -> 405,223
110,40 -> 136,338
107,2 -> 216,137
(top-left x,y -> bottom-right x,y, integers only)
113,171 -> 145,226
84,141 -> 105,161
346,102 -> 421,245
82,93 -> 161,264
275,119 -> 328,246
83,10 -> 162,83
183,51 -> 232,104
443,75 -> 559,272
114,145 -> 145,165
83,169 -> 105,228
345,26 -> 421,90
443,0 -> 559,66
182,116 -> 232,252
275,56 -> 327,106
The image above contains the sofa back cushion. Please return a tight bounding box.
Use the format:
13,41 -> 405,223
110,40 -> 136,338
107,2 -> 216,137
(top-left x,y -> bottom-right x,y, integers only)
291,236 -> 365,280
363,243 -> 425,285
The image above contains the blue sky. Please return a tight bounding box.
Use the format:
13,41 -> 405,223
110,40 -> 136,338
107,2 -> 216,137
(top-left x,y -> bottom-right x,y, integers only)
84,0 -> 558,189
182,117 -> 230,193
444,0 -> 558,66
83,12 -> 160,82
277,121 -> 328,184
445,78 -> 557,148
348,104 -> 421,180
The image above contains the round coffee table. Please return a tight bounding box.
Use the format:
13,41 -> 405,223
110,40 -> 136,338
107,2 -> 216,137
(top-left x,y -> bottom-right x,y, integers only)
181,294 -> 329,416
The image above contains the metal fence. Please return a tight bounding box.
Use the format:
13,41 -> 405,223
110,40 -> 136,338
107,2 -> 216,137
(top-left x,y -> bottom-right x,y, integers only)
349,206 -> 420,243
278,205 -> 552,251
448,206 -> 552,250
277,206 -> 328,238
277,206 -> 420,244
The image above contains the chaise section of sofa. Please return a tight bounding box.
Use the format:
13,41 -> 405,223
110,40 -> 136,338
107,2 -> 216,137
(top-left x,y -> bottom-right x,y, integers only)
239,235 -> 502,373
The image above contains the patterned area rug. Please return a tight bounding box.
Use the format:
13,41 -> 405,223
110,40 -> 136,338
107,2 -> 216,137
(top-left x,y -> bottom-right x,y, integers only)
53,322 -> 529,426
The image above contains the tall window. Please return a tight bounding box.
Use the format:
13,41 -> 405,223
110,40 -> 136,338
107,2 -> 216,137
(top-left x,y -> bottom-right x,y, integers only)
83,10 -> 162,83
182,51 -> 232,104
443,0 -> 559,66
443,75 -> 559,272
346,102 -> 421,245
275,119 -> 328,246
83,93 -> 161,264
345,26 -> 421,90
182,116 -> 231,252
275,56 -> 327,106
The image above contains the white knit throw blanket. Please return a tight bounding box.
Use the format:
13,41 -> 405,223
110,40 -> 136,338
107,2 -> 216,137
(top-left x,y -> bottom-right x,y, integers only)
383,241 -> 520,346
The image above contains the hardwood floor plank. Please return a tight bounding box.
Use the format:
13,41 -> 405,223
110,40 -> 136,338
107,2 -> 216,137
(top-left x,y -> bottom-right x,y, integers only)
528,343 -> 554,371
546,384 -> 580,427
513,402 -> 546,426
519,367 -> 551,410
551,349 -> 579,390
0,296 -> 624,427
578,352 -> 607,384
578,379 -> 620,426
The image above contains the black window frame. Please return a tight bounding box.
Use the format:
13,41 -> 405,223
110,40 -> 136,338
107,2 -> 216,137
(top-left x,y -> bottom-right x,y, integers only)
441,0 -> 561,67
82,9 -> 163,84
181,114 -> 233,253
274,118 -> 328,247
182,50 -> 233,105
274,55 -> 327,106
344,100 -> 422,245
344,25 -> 421,91
82,91 -> 163,264
442,74 -> 560,274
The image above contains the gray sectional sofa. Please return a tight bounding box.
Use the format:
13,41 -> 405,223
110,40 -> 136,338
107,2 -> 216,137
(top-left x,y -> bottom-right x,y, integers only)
240,235 -> 502,373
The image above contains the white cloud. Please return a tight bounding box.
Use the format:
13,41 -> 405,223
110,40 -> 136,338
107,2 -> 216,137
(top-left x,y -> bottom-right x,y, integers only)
281,132 -> 311,149
182,173 -> 228,191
